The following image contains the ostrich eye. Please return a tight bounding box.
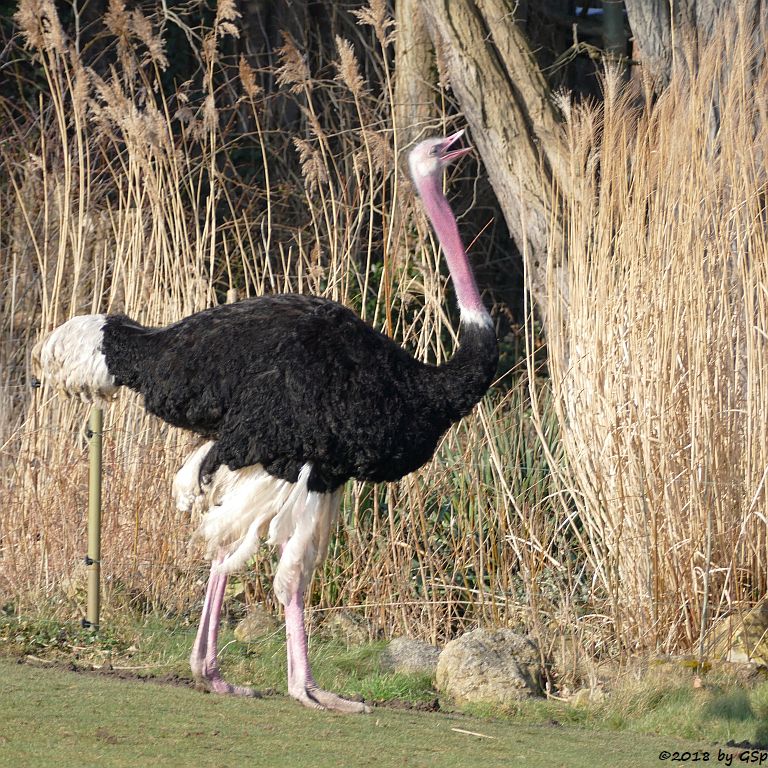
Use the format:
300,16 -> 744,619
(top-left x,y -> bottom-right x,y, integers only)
429,146 -> 439,156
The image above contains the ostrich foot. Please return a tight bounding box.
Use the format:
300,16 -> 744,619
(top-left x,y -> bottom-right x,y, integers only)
193,668 -> 261,698
190,557 -> 260,698
289,682 -> 372,713
284,584 -> 372,714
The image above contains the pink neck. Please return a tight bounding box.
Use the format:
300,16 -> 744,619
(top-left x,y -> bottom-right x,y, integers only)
416,175 -> 490,326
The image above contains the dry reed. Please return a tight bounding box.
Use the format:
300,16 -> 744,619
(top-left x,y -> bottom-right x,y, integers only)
545,16 -> 768,654
0,0 -> 562,657
7,0 -> 762,677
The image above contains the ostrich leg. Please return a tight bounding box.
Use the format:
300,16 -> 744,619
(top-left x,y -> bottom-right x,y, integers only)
190,554 -> 259,697
284,586 -> 372,713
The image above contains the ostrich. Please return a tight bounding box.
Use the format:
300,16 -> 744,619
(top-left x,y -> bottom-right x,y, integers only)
37,130 -> 498,713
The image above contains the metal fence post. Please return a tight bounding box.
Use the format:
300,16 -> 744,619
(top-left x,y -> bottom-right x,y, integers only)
84,406 -> 103,631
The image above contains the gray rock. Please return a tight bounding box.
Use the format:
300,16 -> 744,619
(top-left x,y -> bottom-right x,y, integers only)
324,609 -> 371,646
234,603 -> 280,642
436,628 -> 541,706
380,637 -> 441,675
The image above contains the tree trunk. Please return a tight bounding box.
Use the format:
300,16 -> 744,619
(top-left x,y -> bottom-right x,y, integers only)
603,0 -> 628,61
393,0 -> 436,152
419,0 -> 567,325
625,0 -> 764,86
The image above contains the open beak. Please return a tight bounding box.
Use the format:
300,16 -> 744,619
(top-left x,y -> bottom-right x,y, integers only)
441,129 -> 473,164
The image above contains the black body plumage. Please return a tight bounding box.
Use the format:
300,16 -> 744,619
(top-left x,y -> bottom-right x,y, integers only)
101,294 -> 498,492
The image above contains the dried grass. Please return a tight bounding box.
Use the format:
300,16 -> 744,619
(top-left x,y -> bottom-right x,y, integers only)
545,18 -> 768,653
5,0 -> 761,677
0,0 -> 561,660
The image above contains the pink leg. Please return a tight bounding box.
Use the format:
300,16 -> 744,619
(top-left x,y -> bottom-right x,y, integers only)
284,586 -> 371,713
190,556 -> 259,697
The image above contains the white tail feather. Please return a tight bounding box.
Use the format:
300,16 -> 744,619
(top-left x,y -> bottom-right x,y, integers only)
272,489 -> 342,605
267,464 -> 312,547
172,441 -> 216,514
313,488 -> 342,569
36,315 -> 118,404
176,446 -> 342,605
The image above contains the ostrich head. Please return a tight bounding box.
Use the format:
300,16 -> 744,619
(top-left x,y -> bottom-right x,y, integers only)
407,128 -> 491,327
408,130 -> 472,184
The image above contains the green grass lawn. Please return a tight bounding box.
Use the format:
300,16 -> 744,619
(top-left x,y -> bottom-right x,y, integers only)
1,613 -> 766,767
0,658 -> 716,768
